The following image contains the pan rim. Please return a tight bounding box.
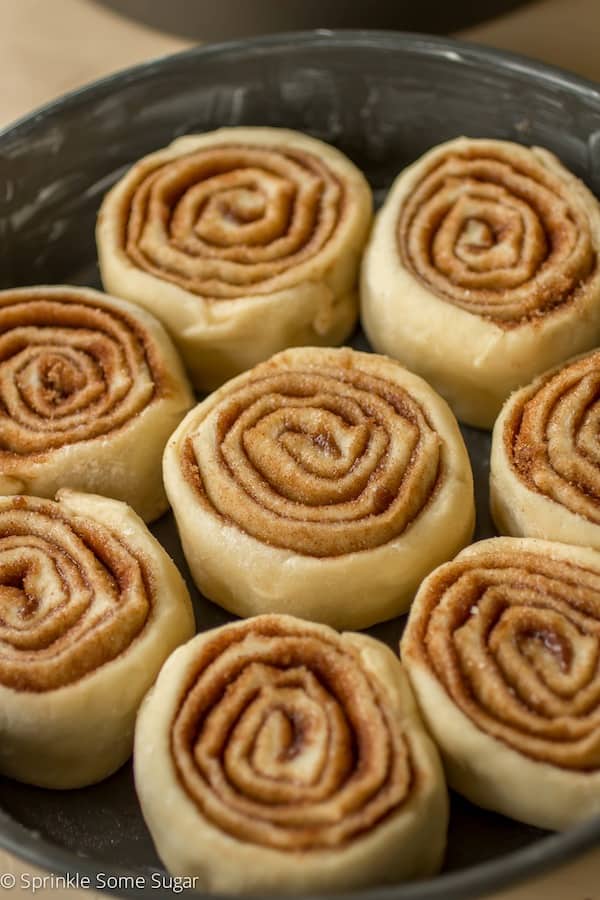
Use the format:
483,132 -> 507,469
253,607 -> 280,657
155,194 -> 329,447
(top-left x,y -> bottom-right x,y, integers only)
3,28 -> 600,145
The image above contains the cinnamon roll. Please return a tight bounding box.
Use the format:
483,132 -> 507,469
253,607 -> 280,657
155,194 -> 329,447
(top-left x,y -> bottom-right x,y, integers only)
401,537 -> 600,829
97,127 -> 372,391
0,490 -> 194,789
163,346 -> 474,628
0,286 -> 193,522
361,137 -> 600,429
491,349 -> 600,549
134,615 -> 447,893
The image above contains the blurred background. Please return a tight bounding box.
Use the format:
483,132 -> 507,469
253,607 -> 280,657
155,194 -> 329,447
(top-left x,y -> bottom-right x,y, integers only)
3,0 -> 600,130
95,0 -> 531,40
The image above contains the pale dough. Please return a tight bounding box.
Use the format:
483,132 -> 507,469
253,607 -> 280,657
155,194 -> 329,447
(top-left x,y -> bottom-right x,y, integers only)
0,490 -> 195,788
0,285 -> 193,522
134,614 -> 448,894
361,137 -> 600,429
97,127 -> 373,391
401,537 -> 600,829
163,346 -> 475,629
491,348 -> 600,549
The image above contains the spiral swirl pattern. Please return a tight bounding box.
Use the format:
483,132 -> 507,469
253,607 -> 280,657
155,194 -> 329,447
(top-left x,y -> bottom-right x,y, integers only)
171,616 -> 411,850
0,287 -> 163,459
0,494 -> 152,692
503,350 -> 600,523
180,348 -> 443,557
397,140 -> 597,323
404,542 -> 600,769
118,142 -> 348,299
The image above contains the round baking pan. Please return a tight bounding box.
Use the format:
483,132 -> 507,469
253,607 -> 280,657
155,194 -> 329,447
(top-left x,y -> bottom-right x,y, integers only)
1,30 -> 600,900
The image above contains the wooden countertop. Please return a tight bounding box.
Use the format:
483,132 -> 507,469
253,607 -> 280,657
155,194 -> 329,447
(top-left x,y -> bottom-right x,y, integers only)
1,0 -> 599,896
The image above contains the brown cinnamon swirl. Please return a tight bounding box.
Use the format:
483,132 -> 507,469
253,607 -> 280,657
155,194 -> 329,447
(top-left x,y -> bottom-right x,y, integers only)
0,490 -> 194,789
134,615 -> 447,893
491,349 -> 600,549
163,346 -> 474,628
361,137 -> 600,428
401,537 -> 600,829
97,127 -> 372,391
0,286 -> 193,522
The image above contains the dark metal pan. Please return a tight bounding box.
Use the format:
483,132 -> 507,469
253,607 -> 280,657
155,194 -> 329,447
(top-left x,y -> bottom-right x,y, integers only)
1,30 -> 600,900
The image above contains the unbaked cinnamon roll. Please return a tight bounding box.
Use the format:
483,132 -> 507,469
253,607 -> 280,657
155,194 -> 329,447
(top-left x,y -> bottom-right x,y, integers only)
491,349 -> 600,549
361,137 -> 600,429
0,490 -> 194,789
163,346 -> 474,628
0,286 -> 193,521
97,127 -> 372,391
135,615 -> 447,893
401,537 -> 600,829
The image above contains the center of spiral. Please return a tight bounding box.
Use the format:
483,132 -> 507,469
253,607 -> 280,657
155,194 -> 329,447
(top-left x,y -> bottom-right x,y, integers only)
39,355 -> 84,404
522,628 -> 572,673
219,189 -> 266,224
250,698 -> 333,787
457,218 -> 495,252
311,430 -> 340,456
256,707 -> 307,764
0,567 -> 35,623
